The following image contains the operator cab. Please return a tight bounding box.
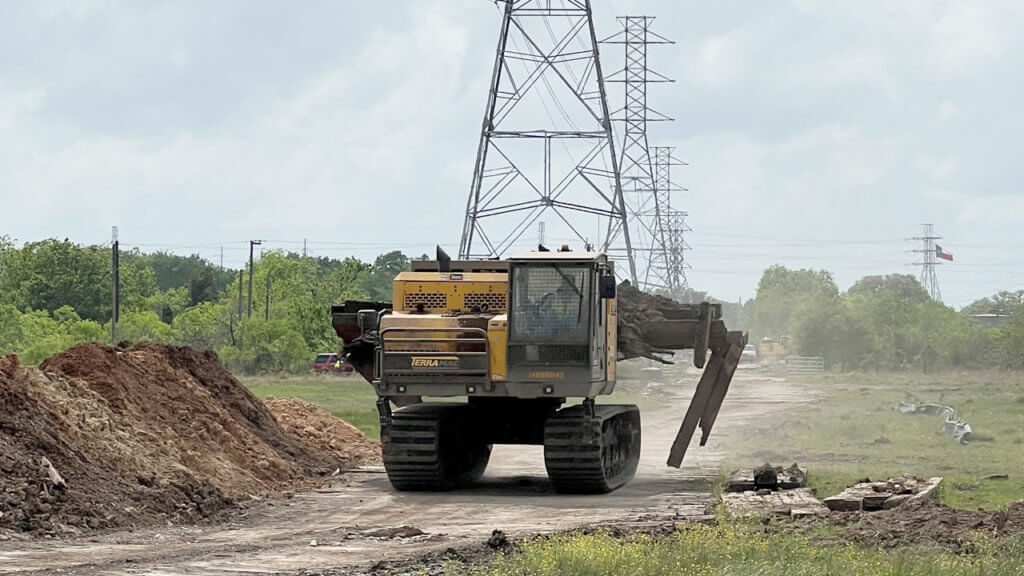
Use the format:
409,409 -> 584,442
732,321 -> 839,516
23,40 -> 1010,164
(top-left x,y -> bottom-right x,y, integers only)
506,251 -> 616,384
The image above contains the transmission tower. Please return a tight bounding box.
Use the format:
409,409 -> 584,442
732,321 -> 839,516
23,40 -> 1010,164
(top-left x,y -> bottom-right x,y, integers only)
459,0 -> 637,283
910,223 -> 942,301
602,16 -> 672,286
647,146 -> 690,297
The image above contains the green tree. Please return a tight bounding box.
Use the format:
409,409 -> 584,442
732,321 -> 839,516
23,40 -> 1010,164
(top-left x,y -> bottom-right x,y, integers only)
991,303 -> 1024,370
364,251 -> 409,301
748,265 -> 838,342
962,291 -> 1024,316
0,239 -> 110,321
188,265 -> 219,306
848,274 -> 929,303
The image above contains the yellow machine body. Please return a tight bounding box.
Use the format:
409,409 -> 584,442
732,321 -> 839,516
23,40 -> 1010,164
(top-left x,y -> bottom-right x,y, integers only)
374,257 -> 617,398
392,272 -> 508,314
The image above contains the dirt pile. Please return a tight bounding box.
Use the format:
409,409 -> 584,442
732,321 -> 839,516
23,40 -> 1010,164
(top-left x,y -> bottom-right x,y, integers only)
818,498 -> 1024,551
0,343 -> 364,536
264,398 -> 380,466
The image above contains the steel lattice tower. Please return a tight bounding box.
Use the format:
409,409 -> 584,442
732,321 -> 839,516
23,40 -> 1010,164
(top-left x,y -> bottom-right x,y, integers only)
459,0 -> 637,283
911,223 -> 942,301
602,16 -> 672,287
647,146 -> 690,297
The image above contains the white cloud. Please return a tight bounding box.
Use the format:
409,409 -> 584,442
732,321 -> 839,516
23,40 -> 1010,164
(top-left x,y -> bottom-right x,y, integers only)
0,2 -> 480,245
791,1 -> 1022,79
916,153 -> 958,181
682,28 -> 751,89
0,87 -> 46,134
957,194 -> 1024,227
936,100 -> 958,124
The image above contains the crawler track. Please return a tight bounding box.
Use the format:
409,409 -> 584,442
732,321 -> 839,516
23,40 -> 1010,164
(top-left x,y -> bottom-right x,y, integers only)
382,403 -> 491,491
544,404 -> 641,493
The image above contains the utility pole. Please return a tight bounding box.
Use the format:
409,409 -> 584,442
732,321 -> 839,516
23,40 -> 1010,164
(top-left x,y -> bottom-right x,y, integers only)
910,224 -> 943,301
537,221 -> 546,247
111,226 -> 120,342
302,238 -> 307,258
247,240 -> 262,318
219,246 -> 224,269
459,0 -> 637,283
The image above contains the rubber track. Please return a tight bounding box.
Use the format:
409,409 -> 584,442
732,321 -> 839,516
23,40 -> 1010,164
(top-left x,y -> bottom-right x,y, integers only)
381,404 -> 489,491
544,404 -> 641,494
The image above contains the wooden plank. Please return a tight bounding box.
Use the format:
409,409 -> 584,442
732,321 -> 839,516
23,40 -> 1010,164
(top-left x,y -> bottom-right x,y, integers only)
666,352 -> 721,468
699,340 -> 744,445
722,488 -> 828,518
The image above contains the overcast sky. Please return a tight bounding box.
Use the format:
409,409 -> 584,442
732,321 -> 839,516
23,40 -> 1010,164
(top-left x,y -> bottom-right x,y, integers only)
1,0 -> 1022,307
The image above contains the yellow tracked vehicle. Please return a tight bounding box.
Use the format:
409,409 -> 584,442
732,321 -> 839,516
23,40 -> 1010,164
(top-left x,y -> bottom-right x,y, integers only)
332,247 -> 746,493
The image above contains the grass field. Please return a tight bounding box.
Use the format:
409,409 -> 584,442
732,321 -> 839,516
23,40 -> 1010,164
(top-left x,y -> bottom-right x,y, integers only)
451,525 -> 1024,576
716,370 -> 1024,510
242,374 -> 381,438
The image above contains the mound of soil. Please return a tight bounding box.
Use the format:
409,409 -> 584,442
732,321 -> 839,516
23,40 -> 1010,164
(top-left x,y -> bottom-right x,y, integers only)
0,343 -> 360,536
819,498 -> 1024,551
264,398 -> 380,466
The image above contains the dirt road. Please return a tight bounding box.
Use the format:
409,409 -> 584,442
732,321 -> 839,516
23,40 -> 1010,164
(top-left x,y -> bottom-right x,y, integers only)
0,364 -> 812,575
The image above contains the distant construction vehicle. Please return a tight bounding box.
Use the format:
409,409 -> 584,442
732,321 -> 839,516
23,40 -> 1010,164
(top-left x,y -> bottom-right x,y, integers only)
757,336 -> 792,360
332,247 -> 746,493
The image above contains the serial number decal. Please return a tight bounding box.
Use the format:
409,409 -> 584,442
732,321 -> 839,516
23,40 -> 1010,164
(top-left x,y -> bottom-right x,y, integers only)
411,356 -> 460,368
528,371 -> 564,380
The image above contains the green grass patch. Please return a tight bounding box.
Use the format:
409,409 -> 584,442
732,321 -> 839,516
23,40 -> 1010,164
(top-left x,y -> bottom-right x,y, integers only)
450,524 -> 1024,576
241,374 -> 381,438
717,371 -> 1024,510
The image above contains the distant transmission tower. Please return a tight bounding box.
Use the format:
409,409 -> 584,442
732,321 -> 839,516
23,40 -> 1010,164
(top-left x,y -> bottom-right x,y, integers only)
459,0 -> 637,283
911,223 -> 942,301
602,16 -> 673,287
648,147 -> 690,297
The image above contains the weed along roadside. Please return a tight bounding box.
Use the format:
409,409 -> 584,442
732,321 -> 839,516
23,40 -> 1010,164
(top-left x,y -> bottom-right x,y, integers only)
446,523 -> 1024,576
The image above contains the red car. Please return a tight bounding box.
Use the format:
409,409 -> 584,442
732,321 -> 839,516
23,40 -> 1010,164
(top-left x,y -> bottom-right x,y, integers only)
313,353 -> 354,374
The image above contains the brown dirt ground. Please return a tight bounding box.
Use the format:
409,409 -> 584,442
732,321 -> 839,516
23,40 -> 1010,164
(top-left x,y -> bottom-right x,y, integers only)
812,498 -> 1024,551
0,342 -> 373,537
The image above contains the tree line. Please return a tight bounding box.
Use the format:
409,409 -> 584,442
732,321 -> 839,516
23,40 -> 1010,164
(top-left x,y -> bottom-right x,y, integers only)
0,236 -> 407,372
745,265 -> 1024,371
1,236 -> 1020,373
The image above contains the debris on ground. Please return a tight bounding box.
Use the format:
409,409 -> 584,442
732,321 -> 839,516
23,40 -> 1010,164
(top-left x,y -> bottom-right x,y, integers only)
722,488 -> 828,518
943,418 -> 973,443
487,529 -> 510,550
898,401 -> 973,443
264,398 -> 380,466
821,497 -> 1024,551
823,475 -> 941,512
0,342 -> 371,536
897,401 -> 954,417
722,462 -> 825,518
363,525 -> 426,539
726,462 -> 807,492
